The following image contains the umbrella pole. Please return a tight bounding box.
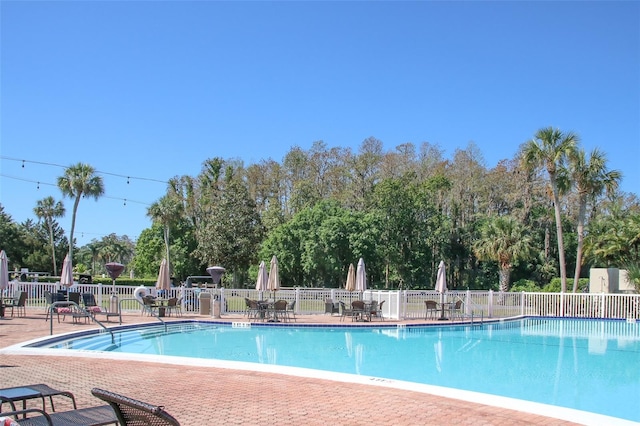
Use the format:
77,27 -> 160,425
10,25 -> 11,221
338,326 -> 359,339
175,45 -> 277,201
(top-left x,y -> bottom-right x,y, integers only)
438,291 -> 448,320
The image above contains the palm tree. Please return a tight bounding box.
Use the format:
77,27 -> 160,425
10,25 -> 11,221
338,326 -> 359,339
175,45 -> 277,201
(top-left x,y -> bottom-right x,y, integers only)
472,215 -> 534,292
584,206 -> 640,267
147,194 -> 183,268
85,241 -> 101,275
33,196 -> 66,275
569,148 -> 621,292
624,263 -> 640,293
521,127 -> 578,292
57,163 -> 105,260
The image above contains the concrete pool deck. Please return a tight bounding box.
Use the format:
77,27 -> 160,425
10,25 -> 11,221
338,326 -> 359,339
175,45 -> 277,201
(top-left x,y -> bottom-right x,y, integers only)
0,309 -> 583,425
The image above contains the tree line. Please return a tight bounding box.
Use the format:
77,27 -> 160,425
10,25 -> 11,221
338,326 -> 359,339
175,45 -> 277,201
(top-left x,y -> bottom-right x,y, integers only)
1,127 -> 639,291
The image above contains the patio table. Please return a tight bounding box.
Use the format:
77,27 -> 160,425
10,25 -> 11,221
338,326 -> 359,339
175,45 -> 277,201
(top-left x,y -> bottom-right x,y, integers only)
351,301 -> 373,322
0,386 -> 42,413
154,298 -> 169,317
257,301 -> 273,321
0,384 -> 77,414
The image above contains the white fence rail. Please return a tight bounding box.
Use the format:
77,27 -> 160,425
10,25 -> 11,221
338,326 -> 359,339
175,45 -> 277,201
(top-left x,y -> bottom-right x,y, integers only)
4,281 -> 639,320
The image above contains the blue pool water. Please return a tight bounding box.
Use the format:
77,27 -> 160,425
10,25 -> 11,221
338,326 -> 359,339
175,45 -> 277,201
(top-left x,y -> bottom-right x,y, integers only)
34,318 -> 640,422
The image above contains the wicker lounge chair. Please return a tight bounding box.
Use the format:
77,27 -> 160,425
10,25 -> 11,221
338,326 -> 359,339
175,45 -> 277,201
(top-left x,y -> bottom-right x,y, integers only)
339,301 -> 358,322
425,300 -> 438,319
165,297 -> 182,317
245,298 -> 262,320
351,300 -> 366,321
91,388 -> 180,426
324,299 -> 339,315
141,296 -> 159,316
375,300 -> 385,321
447,300 -> 463,320
285,300 -> 296,322
272,300 -> 288,322
367,300 -> 379,321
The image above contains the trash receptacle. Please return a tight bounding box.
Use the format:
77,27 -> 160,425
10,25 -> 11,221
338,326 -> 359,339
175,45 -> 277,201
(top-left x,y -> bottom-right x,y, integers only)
198,292 -> 211,315
212,295 -> 221,318
110,294 -> 119,315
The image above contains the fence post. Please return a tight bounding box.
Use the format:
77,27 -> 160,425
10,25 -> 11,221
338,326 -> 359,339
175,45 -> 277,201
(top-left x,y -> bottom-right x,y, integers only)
488,289 -> 493,318
219,288 -> 226,314
97,283 -> 103,306
601,293 -> 606,319
396,290 -> 403,320
521,291 -> 525,316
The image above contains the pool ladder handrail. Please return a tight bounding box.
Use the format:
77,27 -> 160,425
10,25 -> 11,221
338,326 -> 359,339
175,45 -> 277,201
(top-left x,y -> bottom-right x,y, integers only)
450,295 -> 484,325
49,301 -> 115,344
121,297 -> 167,332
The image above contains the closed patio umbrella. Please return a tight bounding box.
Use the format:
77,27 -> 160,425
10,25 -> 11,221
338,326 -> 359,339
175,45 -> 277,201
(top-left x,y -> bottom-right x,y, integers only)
60,254 -> 74,289
267,255 -> 280,300
0,250 -> 8,291
156,259 -> 171,295
255,261 -> 268,299
345,263 -> 355,301
435,260 -> 448,320
0,250 -> 8,317
356,258 -> 367,297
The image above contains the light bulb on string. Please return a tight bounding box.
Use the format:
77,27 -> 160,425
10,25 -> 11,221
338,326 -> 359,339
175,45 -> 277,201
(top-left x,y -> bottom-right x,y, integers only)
22,160 -> 25,168
123,199 -> 127,206
37,182 -> 40,190
127,177 -> 130,184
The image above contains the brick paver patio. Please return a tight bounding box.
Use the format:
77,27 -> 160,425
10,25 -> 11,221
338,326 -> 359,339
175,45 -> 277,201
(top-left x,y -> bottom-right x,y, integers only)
0,309 -> 580,425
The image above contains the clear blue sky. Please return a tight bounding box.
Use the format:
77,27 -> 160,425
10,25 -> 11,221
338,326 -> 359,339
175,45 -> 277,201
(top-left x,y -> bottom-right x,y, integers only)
1,1 -> 639,248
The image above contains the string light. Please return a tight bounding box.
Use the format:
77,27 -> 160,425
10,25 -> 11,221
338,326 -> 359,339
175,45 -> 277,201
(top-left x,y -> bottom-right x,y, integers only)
0,174 -> 151,206
0,156 -> 169,184
1,156 -> 154,242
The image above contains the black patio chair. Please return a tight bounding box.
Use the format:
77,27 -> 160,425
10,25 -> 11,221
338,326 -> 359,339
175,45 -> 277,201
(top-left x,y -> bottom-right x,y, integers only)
6,291 -> 27,317
82,293 -> 121,322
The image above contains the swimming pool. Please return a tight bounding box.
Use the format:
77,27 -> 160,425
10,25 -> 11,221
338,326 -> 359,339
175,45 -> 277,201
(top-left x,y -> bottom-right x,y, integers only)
18,318 -> 640,423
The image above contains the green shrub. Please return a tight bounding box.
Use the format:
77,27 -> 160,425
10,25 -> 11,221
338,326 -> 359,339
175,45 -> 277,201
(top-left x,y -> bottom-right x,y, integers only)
544,278 -> 589,292
510,279 -> 541,292
544,279 -> 562,292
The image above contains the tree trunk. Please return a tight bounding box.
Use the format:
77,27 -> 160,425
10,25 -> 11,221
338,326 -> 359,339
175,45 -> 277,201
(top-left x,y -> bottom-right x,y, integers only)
573,196 -> 587,292
499,267 -> 511,293
69,196 -> 81,260
163,225 -> 171,264
550,180 -> 567,292
48,222 -> 57,276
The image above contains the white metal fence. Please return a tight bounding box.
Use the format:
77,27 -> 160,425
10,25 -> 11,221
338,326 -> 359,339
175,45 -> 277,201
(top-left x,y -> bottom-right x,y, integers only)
4,281 -> 639,321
